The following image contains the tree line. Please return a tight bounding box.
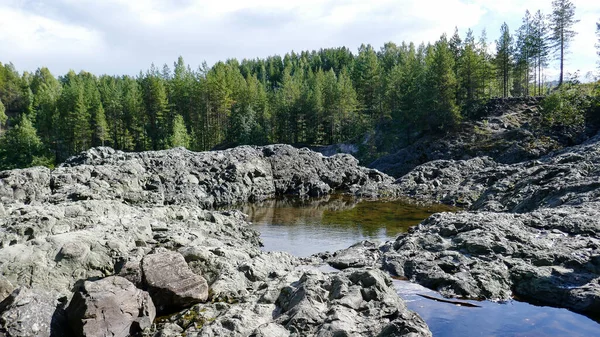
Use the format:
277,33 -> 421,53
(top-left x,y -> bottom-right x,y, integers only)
0,0 -> 595,170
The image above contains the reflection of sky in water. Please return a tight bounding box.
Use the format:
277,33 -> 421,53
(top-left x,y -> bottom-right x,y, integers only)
253,221 -> 388,257
240,197 -> 600,336
395,280 -> 600,337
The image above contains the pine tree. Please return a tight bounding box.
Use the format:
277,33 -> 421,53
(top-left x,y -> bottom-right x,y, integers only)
477,30 -> 494,98
169,114 -> 191,148
353,44 -> 382,123
532,10 -> 550,95
514,10 -> 534,96
549,0 -> 579,86
424,35 -> 460,131
458,29 -> 481,105
336,68 -> 360,140
496,23 -> 513,97
0,114 -> 52,169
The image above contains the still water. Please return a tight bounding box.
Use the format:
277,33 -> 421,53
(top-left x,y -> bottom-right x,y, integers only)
240,195 -> 454,257
239,195 -> 600,337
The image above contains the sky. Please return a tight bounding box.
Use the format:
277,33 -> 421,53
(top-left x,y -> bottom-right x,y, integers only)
0,0 -> 599,81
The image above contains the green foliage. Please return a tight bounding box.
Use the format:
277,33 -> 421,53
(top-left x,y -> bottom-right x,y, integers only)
170,114 -> 191,148
0,115 -> 53,170
0,99 -> 6,131
541,81 -> 591,127
0,4 -> 589,170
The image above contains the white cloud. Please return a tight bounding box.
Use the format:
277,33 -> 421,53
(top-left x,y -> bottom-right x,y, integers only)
0,0 -> 597,79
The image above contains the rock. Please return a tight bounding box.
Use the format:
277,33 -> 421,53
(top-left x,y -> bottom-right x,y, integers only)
66,276 -> 155,337
0,276 -> 13,303
327,240 -> 383,270
0,288 -> 64,337
0,167 -> 51,206
382,208 -> 600,316
370,96 -> 583,178
0,145 -> 421,335
275,269 -> 431,336
142,249 -> 209,314
47,145 -> 398,207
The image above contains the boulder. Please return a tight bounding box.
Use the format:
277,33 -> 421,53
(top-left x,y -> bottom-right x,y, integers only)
66,276 -> 155,337
0,288 -> 64,337
142,249 -> 209,314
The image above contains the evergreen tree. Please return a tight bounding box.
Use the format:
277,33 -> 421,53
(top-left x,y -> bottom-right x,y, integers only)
353,44 -> 382,123
458,29 -> 482,105
549,0 -> 579,86
0,114 -> 52,169
169,114 -> 191,148
514,10 -> 534,97
336,68 -> 360,140
477,30 -> 494,98
496,23 -> 513,97
141,73 -> 169,150
424,35 -> 461,130
532,10 -> 550,95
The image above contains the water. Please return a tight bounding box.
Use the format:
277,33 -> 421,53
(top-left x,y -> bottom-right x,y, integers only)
240,195 -> 454,257
238,195 -> 600,336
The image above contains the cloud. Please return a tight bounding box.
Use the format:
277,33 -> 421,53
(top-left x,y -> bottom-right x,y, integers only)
0,0 -> 598,80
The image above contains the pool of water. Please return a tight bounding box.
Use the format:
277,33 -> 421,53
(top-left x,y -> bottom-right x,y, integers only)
238,195 -> 600,336
240,195 -> 454,257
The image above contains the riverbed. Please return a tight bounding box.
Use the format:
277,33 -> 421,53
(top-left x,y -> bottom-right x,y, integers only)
240,196 -> 600,337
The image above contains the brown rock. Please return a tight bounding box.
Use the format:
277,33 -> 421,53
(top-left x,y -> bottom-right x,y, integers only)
142,249 -> 209,314
66,276 -> 155,337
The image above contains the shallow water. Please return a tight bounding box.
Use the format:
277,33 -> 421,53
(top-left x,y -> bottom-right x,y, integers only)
240,195 -> 600,336
240,195 -> 454,257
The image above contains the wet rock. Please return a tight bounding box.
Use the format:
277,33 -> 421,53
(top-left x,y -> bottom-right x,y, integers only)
66,276 -> 155,337
142,249 -> 209,314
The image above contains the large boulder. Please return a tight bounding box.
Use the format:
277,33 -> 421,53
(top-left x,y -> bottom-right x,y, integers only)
142,249 -> 209,314
66,276 -> 155,337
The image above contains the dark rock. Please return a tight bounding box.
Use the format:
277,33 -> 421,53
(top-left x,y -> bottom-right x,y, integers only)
142,249 -> 209,314
66,276 -> 155,337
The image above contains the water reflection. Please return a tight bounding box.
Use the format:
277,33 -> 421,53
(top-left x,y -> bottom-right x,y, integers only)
239,196 -> 600,335
240,195 -> 454,257
395,280 -> 600,337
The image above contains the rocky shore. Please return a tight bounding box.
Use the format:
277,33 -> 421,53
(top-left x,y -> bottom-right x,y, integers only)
0,144 -> 429,336
322,132 -> 600,320
2,125 -> 600,335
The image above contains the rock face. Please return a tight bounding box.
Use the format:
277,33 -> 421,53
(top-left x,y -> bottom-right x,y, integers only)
0,145 -> 424,336
371,97 -> 594,178
377,131 -> 600,318
142,249 -> 209,314
66,276 -> 156,337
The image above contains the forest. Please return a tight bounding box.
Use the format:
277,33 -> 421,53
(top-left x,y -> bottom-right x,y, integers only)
0,0 -> 599,170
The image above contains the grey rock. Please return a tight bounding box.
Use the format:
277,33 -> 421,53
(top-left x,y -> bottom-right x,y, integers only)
0,276 -> 13,303
0,145 -> 427,336
66,276 -> 155,337
0,288 -> 63,337
142,249 -> 209,314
